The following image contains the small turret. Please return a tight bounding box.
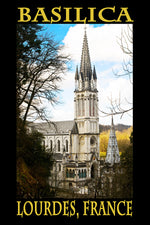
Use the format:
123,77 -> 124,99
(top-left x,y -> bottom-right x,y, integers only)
93,65 -> 97,80
78,72 -> 83,91
91,65 -> 97,90
75,66 -> 79,90
75,65 -> 79,80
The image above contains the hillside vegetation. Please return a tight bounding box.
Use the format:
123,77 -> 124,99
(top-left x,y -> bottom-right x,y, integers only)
100,126 -> 133,153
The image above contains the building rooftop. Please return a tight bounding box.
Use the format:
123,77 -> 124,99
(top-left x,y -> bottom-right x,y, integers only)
28,120 -> 76,135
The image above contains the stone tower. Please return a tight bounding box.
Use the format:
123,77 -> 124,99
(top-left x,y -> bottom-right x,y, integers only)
73,27 -> 100,167
105,115 -> 120,165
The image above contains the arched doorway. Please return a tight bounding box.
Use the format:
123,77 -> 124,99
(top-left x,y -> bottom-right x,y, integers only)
91,163 -> 98,178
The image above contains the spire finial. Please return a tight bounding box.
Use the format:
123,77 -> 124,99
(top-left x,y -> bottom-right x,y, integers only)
80,24 -> 92,82
84,24 -> 87,32
111,113 -> 114,127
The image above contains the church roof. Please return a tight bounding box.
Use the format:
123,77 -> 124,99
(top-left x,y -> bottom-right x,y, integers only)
80,28 -> 92,80
75,26 -> 97,92
28,120 -> 77,135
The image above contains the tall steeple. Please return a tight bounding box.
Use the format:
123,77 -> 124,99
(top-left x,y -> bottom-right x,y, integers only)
73,25 -> 100,173
105,114 -> 120,165
75,27 -> 97,92
80,27 -> 92,81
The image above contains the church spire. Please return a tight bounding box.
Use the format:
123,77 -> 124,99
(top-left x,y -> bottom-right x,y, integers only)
80,27 -> 92,81
75,26 -> 98,92
105,114 -> 120,166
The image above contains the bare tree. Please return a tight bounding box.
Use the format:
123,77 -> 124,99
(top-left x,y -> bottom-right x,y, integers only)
17,29 -> 70,124
113,24 -> 133,83
99,25 -> 133,118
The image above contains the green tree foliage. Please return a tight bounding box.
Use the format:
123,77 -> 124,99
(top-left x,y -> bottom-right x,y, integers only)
16,24 -> 42,112
16,118 -> 53,198
16,25 -> 66,198
120,130 -> 133,197
16,24 -> 70,198
99,129 -> 133,198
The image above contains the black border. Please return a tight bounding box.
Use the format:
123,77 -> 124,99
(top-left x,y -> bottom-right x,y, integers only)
15,0 -> 139,224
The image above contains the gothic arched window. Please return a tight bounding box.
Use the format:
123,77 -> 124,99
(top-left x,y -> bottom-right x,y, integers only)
50,140 -> 53,151
93,95 -> 96,116
59,164 -> 61,171
57,140 -> 60,152
81,94 -> 85,116
73,170 -> 75,178
66,169 -> 69,178
89,95 -> 91,116
78,170 -> 81,178
82,169 -> 84,178
66,140 -> 68,152
83,169 -> 86,178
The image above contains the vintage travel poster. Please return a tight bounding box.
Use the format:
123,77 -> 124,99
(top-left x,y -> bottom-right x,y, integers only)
16,0 -> 137,224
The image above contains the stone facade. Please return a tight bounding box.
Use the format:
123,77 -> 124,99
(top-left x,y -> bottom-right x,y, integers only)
29,28 -> 101,192
28,28 -> 121,195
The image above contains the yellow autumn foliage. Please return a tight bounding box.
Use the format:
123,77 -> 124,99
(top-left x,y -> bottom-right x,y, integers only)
16,157 -> 37,197
99,126 -> 133,153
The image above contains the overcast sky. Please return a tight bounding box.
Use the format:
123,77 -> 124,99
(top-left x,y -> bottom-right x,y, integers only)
40,24 -> 133,126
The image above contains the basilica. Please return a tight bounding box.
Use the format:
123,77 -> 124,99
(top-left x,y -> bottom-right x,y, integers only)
29,28 -> 120,194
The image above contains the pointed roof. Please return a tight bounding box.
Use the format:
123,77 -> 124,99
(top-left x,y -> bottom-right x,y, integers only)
92,65 -> 97,80
71,121 -> 78,134
111,114 -> 114,130
105,115 -> 120,165
80,28 -> 92,80
75,65 -> 79,80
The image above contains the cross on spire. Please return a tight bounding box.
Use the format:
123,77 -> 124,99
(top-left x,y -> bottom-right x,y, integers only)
84,24 -> 87,33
